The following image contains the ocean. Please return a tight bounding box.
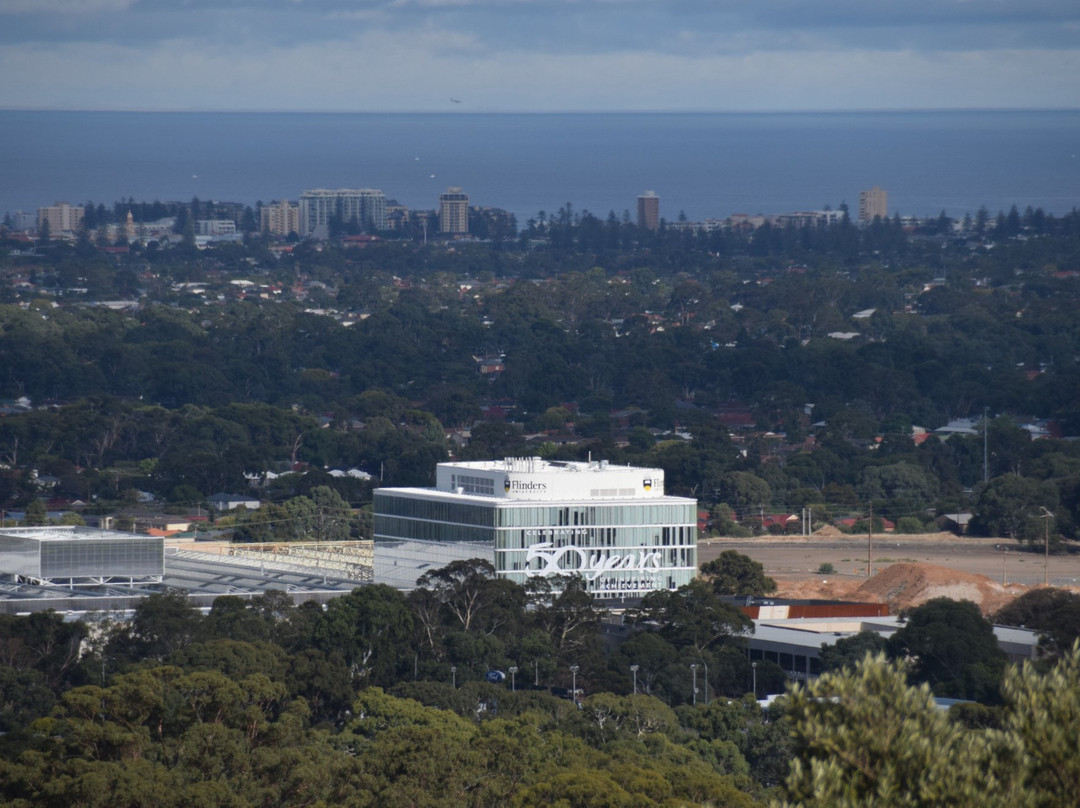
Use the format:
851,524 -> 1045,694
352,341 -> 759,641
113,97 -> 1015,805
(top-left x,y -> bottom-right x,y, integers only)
2,110 -> 1079,224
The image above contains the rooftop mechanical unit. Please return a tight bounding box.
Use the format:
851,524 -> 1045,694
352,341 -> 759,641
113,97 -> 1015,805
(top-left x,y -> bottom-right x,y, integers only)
0,526 -> 164,586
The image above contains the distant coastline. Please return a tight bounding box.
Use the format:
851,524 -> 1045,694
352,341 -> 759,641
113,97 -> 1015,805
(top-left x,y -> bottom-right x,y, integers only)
3,109 -> 1079,223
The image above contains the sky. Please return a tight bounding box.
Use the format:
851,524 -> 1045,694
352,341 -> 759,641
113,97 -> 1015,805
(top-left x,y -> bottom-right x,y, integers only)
1,0 -> 1079,113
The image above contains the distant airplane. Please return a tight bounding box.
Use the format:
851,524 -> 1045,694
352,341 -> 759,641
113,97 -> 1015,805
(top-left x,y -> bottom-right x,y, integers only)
450,98 -> 462,104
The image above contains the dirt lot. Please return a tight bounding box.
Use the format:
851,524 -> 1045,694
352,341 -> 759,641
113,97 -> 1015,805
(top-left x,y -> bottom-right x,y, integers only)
699,532 -> 1080,614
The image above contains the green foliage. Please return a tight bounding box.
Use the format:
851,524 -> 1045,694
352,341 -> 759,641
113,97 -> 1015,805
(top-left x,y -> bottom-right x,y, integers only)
701,550 -> 778,597
778,644 -> 1080,808
894,516 -> 928,533
971,475 -> 1058,543
992,587 -> 1080,658
818,630 -> 887,673
886,598 -> 1007,702
776,653 -> 1030,808
632,580 -> 753,660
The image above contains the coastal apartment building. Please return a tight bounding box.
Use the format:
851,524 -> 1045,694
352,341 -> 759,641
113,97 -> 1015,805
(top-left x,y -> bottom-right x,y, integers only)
373,457 -> 698,598
438,187 -> 469,234
260,199 -> 301,237
637,190 -> 660,231
859,185 -> 888,223
299,188 -> 388,237
37,202 -> 84,237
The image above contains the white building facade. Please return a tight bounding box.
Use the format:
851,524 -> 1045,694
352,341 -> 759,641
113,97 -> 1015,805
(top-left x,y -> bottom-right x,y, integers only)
373,457 -> 698,598
299,188 -> 388,236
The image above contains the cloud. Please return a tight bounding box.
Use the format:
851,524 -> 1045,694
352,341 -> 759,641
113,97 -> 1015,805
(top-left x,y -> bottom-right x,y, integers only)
0,0 -> 1077,110
0,0 -> 135,12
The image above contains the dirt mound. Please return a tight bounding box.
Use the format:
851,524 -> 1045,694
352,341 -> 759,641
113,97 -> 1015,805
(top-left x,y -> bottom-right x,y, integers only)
810,525 -> 846,538
852,562 -> 1018,614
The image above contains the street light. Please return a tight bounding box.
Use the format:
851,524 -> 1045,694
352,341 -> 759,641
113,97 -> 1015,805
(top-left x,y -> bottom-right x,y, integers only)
752,661 -> 758,699
509,666 -> 518,692
690,663 -> 698,706
630,664 -> 639,695
570,665 -> 579,706
451,666 -> 457,689
1040,507 -> 1055,586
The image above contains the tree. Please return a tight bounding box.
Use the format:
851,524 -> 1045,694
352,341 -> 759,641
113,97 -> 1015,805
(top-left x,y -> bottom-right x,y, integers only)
971,474 -> 1058,542
886,598 -> 1006,702
23,498 -> 48,526
714,472 -> 772,520
818,630 -> 888,673
415,558 -> 499,633
777,653 -> 1030,808
1001,642 -> 1080,805
857,462 -> 937,521
124,590 -> 204,663
993,588 -> 1080,658
314,584 -> 413,684
534,575 -> 603,663
700,550 -> 777,597
633,579 -> 753,657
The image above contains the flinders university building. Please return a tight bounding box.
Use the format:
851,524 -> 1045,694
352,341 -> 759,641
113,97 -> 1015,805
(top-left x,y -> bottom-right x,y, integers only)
373,457 -> 697,598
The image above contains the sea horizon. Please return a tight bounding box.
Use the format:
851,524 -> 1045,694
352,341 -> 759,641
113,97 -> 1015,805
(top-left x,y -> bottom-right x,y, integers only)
4,108 -> 1079,225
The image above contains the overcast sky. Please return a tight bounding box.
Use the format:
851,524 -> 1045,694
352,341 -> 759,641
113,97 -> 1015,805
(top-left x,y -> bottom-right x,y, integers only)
2,0 -> 1079,112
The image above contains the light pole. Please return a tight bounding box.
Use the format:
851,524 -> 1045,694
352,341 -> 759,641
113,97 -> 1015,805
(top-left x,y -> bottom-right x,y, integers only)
690,663 -> 698,706
570,665 -> 579,706
451,666 -> 457,689
1041,507 -> 1054,586
509,666 -> 518,692
752,661 -> 758,699
534,659 -> 539,688
700,658 -> 709,706
630,664 -> 639,695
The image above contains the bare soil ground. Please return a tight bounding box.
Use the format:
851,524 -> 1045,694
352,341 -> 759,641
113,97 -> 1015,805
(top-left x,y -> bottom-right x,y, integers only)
699,532 -> 1080,614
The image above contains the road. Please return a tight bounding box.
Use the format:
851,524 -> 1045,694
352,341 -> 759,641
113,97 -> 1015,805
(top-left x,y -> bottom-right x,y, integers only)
698,534 -> 1080,589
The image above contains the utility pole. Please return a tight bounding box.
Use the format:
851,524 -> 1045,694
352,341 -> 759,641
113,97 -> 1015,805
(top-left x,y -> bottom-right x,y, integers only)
867,503 -> 873,578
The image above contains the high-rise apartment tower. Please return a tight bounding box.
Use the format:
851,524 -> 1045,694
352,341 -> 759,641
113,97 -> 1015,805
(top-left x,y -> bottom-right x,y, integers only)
439,187 -> 469,234
637,190 -> 660,231
858,186 -> 888,223
298,189 -> 387,236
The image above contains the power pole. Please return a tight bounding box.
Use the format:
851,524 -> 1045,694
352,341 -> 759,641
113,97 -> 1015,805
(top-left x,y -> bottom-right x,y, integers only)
867,503 -> 873,578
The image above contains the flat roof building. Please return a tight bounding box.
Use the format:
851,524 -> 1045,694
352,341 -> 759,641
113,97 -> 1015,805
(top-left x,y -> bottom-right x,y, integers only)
260,199 -> 301,238
439,187 -> 469,234
637,190 -> 660,231
37,202 -> 84,237
858,185 -> 888,223
299,188 -> 388,237
748,615 -> 1041,682
373,457 -> 697,598
0,526 -> 164,585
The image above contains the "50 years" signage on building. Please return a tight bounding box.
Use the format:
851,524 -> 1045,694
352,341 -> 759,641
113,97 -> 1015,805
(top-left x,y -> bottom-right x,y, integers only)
525,541 -> 663,584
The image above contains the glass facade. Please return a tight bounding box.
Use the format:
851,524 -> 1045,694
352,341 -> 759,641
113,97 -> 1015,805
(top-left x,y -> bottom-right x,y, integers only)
373,489 -> 697,599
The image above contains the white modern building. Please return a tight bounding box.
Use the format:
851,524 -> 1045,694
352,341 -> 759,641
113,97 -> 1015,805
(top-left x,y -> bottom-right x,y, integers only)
373,457 -> 698,598
0,526 -> 164,586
